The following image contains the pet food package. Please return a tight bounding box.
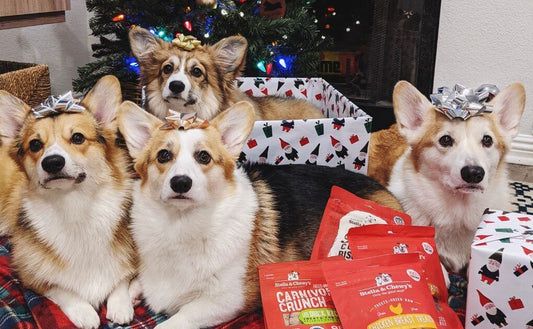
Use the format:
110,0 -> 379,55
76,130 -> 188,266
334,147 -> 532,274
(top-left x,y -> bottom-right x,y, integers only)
465,209 -> 533,329
347,225 -> 447,300
322,253 -> 439,329
236,77 -> 372,173
259,260 -> 342,329
347,225 -> 463,328
311,186 -> 411,261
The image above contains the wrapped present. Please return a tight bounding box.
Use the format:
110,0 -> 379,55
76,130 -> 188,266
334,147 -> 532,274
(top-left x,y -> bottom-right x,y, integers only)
470,314 -> 484,326
465,209 -> 533,329
237,77 -> 372,173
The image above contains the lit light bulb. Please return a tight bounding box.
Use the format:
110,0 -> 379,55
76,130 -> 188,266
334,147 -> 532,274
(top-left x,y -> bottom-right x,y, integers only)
112,14 -> 125,22
346,27 -> 351,32
158,30 -> 165,37
332,12 -> 336,16
282,35 -> 288,39
184,21 -> 192,32
239,12 -> 244,17
314,19 -> 318,23
279,58 -> 287,68
321,35 -> 325,40
204,32 -> 210,38
356,20 -> 361,25
257,61 -> 266,73
221,9 -> 228,15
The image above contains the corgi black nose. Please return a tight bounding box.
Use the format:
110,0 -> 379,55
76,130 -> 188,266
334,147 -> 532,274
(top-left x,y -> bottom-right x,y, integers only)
41,155 -> 65,174
170,175 -> 192,193
169,80 -> 185,94
461,166 -> 485,184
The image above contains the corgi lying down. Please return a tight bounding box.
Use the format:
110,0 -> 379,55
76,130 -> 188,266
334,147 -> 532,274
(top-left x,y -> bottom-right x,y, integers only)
0,76 -> 136,329
118,100 -> 401,329
129,27 -> 324,121
368,81 -> 526,273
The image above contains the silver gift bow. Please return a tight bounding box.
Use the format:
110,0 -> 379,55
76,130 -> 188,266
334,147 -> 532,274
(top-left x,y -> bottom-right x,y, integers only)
32,91 -> 85,119
162,110 -> 208,130
430,84 -> 500,120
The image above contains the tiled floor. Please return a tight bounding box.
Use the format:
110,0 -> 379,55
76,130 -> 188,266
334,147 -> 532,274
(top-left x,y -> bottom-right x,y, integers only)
508,163 -> 533,183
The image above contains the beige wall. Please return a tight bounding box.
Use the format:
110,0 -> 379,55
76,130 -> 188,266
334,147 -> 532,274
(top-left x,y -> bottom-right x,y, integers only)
434,0 -> 533,137
0,0 -> 92,94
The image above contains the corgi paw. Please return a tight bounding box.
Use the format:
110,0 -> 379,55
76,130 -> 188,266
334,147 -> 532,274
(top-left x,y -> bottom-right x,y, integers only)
107,286 -> 135,324
128,278 -> 143,307
62,303 -> 100,329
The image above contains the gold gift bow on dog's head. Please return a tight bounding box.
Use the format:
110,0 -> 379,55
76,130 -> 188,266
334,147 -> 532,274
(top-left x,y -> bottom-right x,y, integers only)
161,110 -> 209,130
172,34 -> 202,51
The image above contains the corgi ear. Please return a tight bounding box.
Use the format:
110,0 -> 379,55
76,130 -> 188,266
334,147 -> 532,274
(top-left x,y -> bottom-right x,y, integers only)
393,81 -> 434,139
0,91 -> 30,139
490,82 -> 525,138
212,101 -> 255,158
82,75 -> 122,128
129,27 -> 164,60
118,101 -> 162,159
211,36 -> 247,76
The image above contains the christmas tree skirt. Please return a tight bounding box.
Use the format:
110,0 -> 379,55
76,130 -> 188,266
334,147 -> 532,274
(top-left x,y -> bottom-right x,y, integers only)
0,182 -> 530,328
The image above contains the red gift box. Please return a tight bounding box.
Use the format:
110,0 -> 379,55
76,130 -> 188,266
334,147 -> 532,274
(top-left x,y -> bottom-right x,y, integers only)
349,134 -> 359,144
247,139 -> 258,149
508,296 -> 524,310
299,136 -> 309,146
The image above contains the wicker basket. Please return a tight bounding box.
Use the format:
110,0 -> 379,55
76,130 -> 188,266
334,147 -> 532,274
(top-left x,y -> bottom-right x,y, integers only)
0,61 -> 51,108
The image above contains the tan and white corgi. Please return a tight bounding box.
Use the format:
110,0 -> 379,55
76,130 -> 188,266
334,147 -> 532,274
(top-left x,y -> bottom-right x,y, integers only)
118,101 -> 401,329
368,81 -> 526,273
129,27 -> 324,121
0,76 -> 136,329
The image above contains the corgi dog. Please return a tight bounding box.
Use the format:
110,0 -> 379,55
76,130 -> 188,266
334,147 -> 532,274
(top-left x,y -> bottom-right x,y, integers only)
368,81 -> 526,273
118,101 -> 401,329
128,27 -> 323,121
0,76 -> 136,329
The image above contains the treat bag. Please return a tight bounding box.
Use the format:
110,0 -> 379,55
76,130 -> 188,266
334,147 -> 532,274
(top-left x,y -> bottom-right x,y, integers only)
311,186 -> 411,261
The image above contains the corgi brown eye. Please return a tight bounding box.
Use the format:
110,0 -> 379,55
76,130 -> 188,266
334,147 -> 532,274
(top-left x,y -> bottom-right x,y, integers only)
438,135 -> 453,147
163,64 -> 173,75
195,150 -> 211,165
157,149 -> 173,163
29,139 -> 43,152
482,135 -> 493,147
71,133 -> 85,145
191,67 -> 202,77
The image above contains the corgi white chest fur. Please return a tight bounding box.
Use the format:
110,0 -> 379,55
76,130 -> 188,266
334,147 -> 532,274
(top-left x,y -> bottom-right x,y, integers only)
131,169 -> 258,316
21,184 -> 130,306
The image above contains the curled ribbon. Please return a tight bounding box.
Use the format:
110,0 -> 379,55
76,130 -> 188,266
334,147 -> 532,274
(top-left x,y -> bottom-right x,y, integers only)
172,34 -> 202,51
32,91 -> 85,119
161,110 -> 209,130
430,84 -> 500,120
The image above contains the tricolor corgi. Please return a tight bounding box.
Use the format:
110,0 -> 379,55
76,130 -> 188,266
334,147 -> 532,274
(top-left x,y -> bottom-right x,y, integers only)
118,101 -> 401,329
0,76 -> 136,328
368,81 -> 526,273
129,27 -> 324,121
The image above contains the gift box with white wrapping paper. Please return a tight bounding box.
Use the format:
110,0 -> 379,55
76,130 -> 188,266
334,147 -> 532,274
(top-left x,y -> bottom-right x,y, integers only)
236,77 -> 372,173
465,209 -> 533,328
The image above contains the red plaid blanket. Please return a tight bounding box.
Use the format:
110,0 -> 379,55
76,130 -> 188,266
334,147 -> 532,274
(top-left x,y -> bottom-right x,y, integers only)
0,236 -> 466,328
0,237 -> 264,329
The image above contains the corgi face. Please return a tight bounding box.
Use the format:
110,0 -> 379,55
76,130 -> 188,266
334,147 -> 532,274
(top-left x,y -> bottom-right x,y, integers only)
129,27 -> 248,120
393,81 -> 525,194
118,100 -> 255,210
0,75 -> 124,193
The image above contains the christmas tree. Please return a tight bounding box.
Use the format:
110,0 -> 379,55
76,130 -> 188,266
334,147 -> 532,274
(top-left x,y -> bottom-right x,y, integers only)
73,0 -> 328,97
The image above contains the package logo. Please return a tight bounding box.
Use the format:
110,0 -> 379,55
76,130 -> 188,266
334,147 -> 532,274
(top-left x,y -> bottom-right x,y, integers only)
288,271 -> 299,281
393,243 -> 409,254
375,273 -> 392,286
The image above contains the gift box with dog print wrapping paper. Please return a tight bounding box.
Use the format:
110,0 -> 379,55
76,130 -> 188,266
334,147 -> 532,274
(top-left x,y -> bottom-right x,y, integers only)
236,77 -> 372,173
465,209 -> 533,329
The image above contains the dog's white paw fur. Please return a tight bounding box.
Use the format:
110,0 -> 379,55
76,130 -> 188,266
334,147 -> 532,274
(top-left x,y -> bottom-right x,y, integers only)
155,315 -> 195,329
128,278 -> 143,307
106,279 -> 135,324
62,302 -> 100,329
442,262 -> 451,289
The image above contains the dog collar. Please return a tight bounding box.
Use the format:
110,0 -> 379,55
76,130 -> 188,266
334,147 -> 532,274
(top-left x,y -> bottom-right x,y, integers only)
32,91 -> 85,119
161,110 -> 209,130
430,84 -> 499,120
